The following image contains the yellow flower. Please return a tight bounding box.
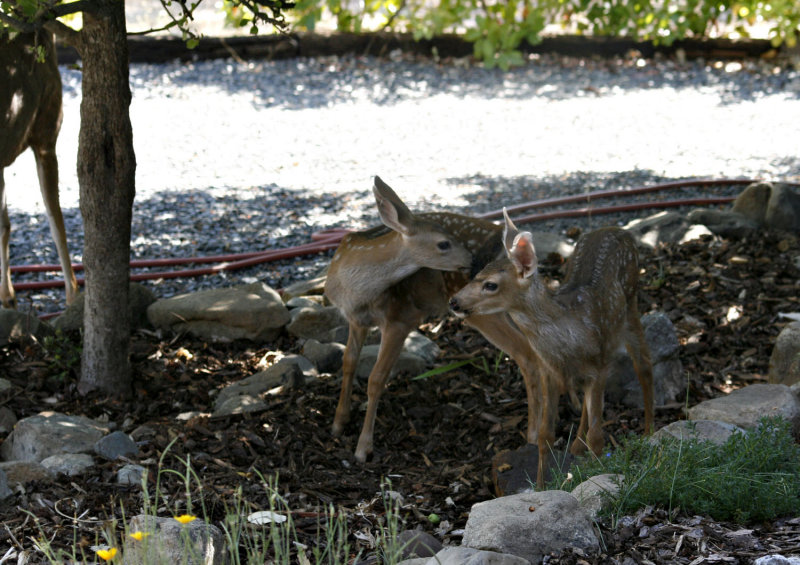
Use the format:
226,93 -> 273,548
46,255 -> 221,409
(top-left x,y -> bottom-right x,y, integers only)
96,547 -> 117,561
128,531 -> 149,541
174,514 -> 198,524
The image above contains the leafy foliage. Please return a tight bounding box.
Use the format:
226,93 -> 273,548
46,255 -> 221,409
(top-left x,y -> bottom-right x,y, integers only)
0,0 -> 293,49
286,0 -> 799,69
559,418 -> 800,524
41,329 -> 82,384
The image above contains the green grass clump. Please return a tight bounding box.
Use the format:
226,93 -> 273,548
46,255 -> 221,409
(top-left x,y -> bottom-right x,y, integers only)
561,418 -> 800,524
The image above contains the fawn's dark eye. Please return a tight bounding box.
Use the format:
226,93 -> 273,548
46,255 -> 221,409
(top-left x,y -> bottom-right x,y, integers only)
437,241 -> 452,251
483,281 -> 498,292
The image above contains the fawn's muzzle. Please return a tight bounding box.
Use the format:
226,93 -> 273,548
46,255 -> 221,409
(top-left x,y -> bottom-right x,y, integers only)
449,297 -> 469,317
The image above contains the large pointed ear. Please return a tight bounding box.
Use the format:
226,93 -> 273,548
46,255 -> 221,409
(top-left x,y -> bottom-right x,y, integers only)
502,208 -> 519,255
503,210 -> 537,278
373,176 -> 415,236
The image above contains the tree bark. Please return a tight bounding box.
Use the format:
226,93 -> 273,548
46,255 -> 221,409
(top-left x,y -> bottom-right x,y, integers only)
76,0 -> 135,397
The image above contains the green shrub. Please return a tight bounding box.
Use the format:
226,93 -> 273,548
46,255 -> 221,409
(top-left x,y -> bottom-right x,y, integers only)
280,0 -> 799,69
560,418 -> 800,524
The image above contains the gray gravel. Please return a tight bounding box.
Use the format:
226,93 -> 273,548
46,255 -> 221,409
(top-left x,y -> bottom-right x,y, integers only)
4,52 -> 799,314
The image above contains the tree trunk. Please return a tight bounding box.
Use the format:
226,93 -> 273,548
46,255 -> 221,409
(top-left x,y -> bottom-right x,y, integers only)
76,0 -> 136,397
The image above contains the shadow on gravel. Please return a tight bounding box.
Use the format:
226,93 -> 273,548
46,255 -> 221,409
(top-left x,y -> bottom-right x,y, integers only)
118,56 -> 800,112
129,185 -> 364,260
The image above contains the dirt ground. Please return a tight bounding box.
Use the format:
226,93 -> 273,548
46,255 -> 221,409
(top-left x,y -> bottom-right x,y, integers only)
1,228 -> 799,563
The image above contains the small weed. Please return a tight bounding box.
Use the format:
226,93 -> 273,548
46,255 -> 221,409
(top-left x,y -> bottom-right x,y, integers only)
413,351 -> 507,381
28,439 -> 405,564
41,329 -> 82,384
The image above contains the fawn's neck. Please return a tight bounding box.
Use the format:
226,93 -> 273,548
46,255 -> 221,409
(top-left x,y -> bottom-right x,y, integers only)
326,232 -> 424,314
510,277 -> 594,369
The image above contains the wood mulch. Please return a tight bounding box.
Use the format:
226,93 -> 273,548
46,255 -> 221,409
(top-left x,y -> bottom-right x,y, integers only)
0,229 -> 798,563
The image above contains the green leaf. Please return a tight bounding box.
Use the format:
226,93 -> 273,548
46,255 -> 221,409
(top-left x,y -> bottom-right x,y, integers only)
412,358 -> 477,380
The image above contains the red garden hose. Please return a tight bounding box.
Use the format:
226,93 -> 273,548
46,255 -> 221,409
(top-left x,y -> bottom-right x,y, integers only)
10,177 -> 782,297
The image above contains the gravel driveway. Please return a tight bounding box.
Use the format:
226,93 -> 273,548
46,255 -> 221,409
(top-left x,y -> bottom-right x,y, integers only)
4,51 -> 800,314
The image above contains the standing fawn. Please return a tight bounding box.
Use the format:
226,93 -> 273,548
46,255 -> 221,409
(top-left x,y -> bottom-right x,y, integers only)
326,177 -> 546,462
0,31 -> 78,308
450,211 -> 654,488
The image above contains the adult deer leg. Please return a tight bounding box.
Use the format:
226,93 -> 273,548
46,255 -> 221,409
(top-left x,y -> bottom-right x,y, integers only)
0,172 -> 14,308
332,322 -> 368,437
34,146 -> 78,304
355,320 -> 414,462
467,313 -> 541,443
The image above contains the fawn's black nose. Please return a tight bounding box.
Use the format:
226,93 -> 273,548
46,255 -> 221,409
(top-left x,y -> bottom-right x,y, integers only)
449,298 -> 470,317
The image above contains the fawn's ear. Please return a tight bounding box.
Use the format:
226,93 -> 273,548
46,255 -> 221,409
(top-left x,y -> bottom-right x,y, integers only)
503,209 -> 537,278
502,208 -> 519,254
509,232 -> 538,279
373,176 -> 416,236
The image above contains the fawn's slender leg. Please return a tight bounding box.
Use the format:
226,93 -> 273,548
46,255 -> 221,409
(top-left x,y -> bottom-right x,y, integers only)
570,398 -> 590,456
536,373 -> 559,489
34,146 -> 78,305
355,320 -> 415,462
583,369 -> 607,456
625,304 -> 655,434
467,313 -> 541,442
332,322 -> 368,437
0,171 -> 14,308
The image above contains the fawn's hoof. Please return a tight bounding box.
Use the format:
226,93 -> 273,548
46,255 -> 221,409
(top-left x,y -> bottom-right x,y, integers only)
354,440 -> 372,463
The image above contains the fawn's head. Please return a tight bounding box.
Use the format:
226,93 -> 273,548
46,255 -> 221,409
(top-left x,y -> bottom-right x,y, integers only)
370,176 -> 472,272
449,209 -> 538,316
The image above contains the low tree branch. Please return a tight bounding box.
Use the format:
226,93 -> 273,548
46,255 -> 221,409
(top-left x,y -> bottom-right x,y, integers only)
0,10 -> 36,32
51,1 -> 94,18
43,19 -> 80,48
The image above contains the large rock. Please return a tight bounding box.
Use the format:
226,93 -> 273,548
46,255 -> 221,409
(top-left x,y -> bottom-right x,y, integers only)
420,547 -> 531,564
213,361 -> 303,417
53,282 -> 156,332
530,232 -> 574,258
624,211 -> 711,249
651,419 -> 745,446
491,443 -> 573,497
40,453 -> 95,477
769,321 -> 800,386
356,345 -> 429,380
286,304 -> 347,342
0,412 -> 111,463
147,282 -> 290,342
570,474 -> 622,520
302,339 -> 345,374
0,469 -> 12,500
686,208 -> 758,239
0,406 -> 17,434
733,181 -> 772,224
398,530 -> 443,559
462,490 -> 599,563
687,384 -> 800,430
0,310 -> 54,347
94,430 -> 140,460
608,312 -> 684,408
282,269 -> 327,300
733,182 -> 800,232
765,184 -> 800,232
355,331 -> 440,379
126,515 -> 226,565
